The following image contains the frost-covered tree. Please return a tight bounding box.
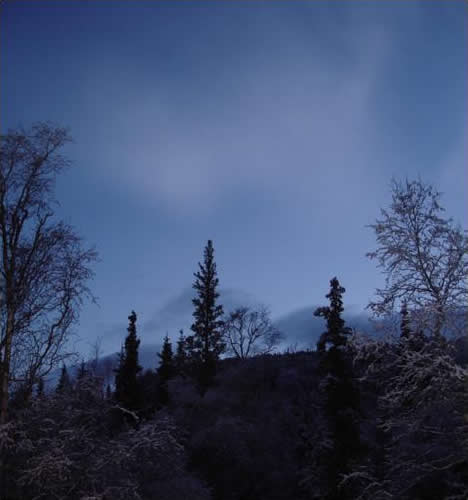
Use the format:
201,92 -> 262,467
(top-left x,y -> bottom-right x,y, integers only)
1,370 -> 210,500
114,311 -> 142,411
347,331 -> 468,500
380,337 -> 467,498
367,178 -> 468,338
188,240 -> 225,391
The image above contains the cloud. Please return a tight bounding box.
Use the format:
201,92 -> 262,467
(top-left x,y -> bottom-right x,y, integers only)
87,17 -> 392,216
436,121 -> 468,226
274,305 -> 374,350
142,287 -> 258,339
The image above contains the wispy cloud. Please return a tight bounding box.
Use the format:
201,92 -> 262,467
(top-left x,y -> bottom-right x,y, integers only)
86,20 -> 392,216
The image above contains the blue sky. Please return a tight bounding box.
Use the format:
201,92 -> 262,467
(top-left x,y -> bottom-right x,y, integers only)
2,1 -> 466,357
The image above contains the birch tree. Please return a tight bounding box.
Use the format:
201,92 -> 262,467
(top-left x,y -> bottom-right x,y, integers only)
223,305 -> 282,359
0,123 -> 97,423
367,178 -> 468,337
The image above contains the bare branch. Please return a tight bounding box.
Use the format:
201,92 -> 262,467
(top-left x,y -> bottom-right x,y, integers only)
366,178 -> 468,337
0,124 -> 97,422
223,305 -> 283,359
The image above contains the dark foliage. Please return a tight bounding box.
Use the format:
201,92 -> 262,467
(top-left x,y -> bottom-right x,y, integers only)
174,329 -> 189,377
55,364 -> 72,394
36,378 -> 44,398
314,277 -> 352,352
0,370 -> 210,500
114,311 -> 143,411
400,301 -> 411,340
1,332 -> 466,499
312,278 -> 361,500
188,240 -> 225,392
157,334 -> 175,404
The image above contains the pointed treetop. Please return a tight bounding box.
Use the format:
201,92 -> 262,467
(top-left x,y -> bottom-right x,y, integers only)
190,240 -> 225,390
400,301 -> 412,340
314,277 -> 351,352
56,364 -> 72,394
128,310 -> 137,328
114,310 -> 142,410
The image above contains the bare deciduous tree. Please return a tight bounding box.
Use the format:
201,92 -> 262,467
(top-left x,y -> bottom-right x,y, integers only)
0,123 -> 97,423
366,178 -> 468,337
223,305 -> 283,359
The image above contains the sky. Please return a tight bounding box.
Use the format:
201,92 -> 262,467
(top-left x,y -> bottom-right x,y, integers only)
1,1 -> 467,358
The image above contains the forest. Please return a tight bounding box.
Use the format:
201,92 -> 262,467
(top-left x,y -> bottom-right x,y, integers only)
0,124 -> 467,500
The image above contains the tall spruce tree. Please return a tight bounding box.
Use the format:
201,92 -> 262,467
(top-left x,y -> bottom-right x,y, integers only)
114,311 -> 142,410
314,277 -> 361,500
156,334 -> 174,404
188,240 -> 225,392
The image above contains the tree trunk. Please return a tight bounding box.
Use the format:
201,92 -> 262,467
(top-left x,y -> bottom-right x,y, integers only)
434,302 -> 445,340
0,310 -> 14,424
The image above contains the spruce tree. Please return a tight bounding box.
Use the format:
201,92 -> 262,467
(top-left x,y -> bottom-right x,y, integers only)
56,364 -> 72,394
188,240 -> 225,391
156,334 -> 174,404
114,344 -> 124,399
114,311 -> 142,410
400,301 -> 411,340
314,277 -> 361,500
174,329 -> 188,377
315,277 -> 352,352
399,302 -> 428,352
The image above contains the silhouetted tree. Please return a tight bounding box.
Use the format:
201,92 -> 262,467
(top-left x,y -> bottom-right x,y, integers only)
400,301 -> 411,340
174,329 -> 188,377
314,277 -> 361,500
114,311 -> 142,411
36,377 -> 44,398
158,335 -> 174,380
399,302 -> 427,353
223,305 -> 283,359
77,360 -> 88,381
157,334 -> 174,404
0,123 -> 97,423
315,277 -> 352,352
188,240 -> 225,392
56,364 -> 72,394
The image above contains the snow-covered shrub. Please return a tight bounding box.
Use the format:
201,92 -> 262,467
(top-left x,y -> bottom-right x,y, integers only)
348,331 -> 468,500
2,373 -> 210,500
